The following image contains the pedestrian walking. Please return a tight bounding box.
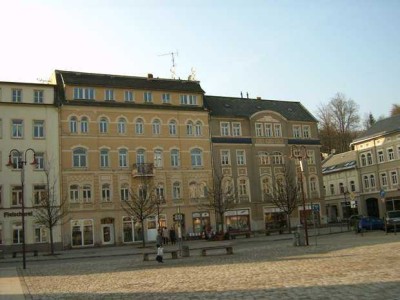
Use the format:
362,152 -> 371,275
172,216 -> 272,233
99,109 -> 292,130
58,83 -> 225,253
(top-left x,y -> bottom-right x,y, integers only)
169,226 -> 176,245
156,245 -> 164,263
162,227 -> 169,245
156,230 -> 163,248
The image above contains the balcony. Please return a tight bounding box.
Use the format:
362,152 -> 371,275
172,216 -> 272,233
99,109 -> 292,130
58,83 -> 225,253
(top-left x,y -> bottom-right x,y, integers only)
132,163 -> 154,177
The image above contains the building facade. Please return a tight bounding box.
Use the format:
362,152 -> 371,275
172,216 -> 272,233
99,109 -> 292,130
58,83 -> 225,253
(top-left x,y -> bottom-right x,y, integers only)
0,81 -> 61,253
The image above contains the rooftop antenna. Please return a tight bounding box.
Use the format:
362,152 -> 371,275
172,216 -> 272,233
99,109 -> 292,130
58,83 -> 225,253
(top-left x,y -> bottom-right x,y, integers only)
159,51 -> 178,79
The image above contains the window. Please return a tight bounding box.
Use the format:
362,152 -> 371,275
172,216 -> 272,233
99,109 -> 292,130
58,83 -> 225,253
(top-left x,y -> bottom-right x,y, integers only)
370,175 -> 376,188
191,149 -> 202,167
156,184 -> 165,200
12,89 -> 22,102
144,91 -> 152,103
378,150 -> 384,163
180,94 -> 197,105
232,123 -> 241,136
124,90 -> 134,102
33,120 -> 45,138
73,87 -> 95,100
119,149 -> 128,167
10,152 -> 22,169
293,125 -> 301,138
171,149 -> 180,167
307,150 -> 315,165
274,124 -> 282,137
70,185 -> 79,202
236,150 -> 246,165
387,148 -> 395,161
239,179 -> 248,196
391,171 -> 398,185
35,153 -> 44,170
33,185 -> 46,205
105,89 -> 114,101
99,117 -> 108,133
118,118 -> 126,134
186,121 -> 193,135
220,122 -> 230,136
82,185 -> 92,203
350,181 -> 356,192
136,149 -> 145,164
302,125 -> 311,138
363,176 -> 369,189
339,182 -> 345,194
221,150 -> 230,165
11,119 -> 23,138
162,93 -> 170,103
195,121 -> 202,136
34,90 -> 44,103
71,219 -> 94,247
173,182 -> 181,199
100,149 -> 109,168
135,118 -> 144,134
265,124 -> 273,137
13,224 -> 23,244
81,117 -> 89,133
102,184 -> 111,202
12,186 -> 22,206
258,152 -> 270,165
35,226 -> 47,243
367,153 -> 373,165
169,120 -> 177,135
69,117 -> 77,133
271,152 -> 283,165
310,177 -> 317,192
255,123 -> 263,137
120,184 -> 129,201
360,154 -> 366,166
152,119 -> 161,135
330,184 -> 335,195
154,150 -> 163,168
73,148 -> 87,168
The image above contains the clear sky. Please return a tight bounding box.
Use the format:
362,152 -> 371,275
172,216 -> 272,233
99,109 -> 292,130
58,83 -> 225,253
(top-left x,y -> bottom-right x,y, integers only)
1,0 -> 399,120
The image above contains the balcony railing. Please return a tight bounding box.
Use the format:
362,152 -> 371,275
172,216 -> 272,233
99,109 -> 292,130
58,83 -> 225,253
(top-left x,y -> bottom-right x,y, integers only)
132,163 -> 154,177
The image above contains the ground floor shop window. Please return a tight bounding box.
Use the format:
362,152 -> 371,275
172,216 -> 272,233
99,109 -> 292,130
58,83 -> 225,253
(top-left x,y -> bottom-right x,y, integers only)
264,208 -> 286,231
13,223 -> 23,244
71,219 -> 94,247
386,198 -> 400,211
341,202 -> 358,219
192,212 -> 210,234
35,226 -> 47,243
225,209 -> 250,231
122,217 -> 143,243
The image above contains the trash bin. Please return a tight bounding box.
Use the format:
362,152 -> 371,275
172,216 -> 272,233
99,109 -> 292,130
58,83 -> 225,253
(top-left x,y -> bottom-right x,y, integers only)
181,245 -> 190,257
293,225 -> 305,246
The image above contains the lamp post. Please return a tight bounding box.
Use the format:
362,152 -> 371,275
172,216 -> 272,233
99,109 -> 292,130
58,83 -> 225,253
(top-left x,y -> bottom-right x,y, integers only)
291,145 -> 309,246
7,148 -> 37,269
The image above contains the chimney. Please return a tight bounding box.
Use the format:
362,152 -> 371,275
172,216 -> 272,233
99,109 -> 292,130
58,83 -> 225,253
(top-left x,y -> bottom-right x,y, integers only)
147,73 -> 153,79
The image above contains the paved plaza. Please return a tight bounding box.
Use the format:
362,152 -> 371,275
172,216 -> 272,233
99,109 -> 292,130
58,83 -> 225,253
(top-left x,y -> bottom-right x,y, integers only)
1,230 -> 400,299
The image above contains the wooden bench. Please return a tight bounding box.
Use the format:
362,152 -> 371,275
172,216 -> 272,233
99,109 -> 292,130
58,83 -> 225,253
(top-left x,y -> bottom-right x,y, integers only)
143,250 -> 178,261
228,231 -> 252,239
200,245 -> 233,256
12,250 -> 38,258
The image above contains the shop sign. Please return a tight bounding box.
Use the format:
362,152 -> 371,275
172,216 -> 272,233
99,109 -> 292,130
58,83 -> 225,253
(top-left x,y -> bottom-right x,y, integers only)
3,211 -> 33,218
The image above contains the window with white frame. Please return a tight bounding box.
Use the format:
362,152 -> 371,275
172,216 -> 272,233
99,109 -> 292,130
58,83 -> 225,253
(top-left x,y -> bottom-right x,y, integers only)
367,153 -> 373,165
124,90 -> 134,102
33,185 -> 46,205
73,87 -> 95,100
310,177 -> 317,193
171,149 -> 180,167
272,152 -> 283,165
100,149 -> 109,168
236,150 -> 246,165
73,148 -> 87,168
293,125 -> 301,138
102,183 -> 111,202
195,121 -> 202,136
156,184 -> 165,200
33,120 -> 45,138
152,119 -> 161,135
12,186 -> 22,206
220,122 -> 230,136
258,152 -> 270,165
169,120 -> 177,135
99,117 -> 108,133
172,182 -> 181,199
239,179 -> 248,196
274,124 -> 282,137
13,223 -> 23,244
136,149 -> 145,164
350,180 -> 356,192
191,148 -> 202,167
10,152 -> 22,170
82,185 -> 92,202
302,125 -> 311,138
34,90 -> 44,103
35,225 -> 47,243
363,176 -> 369,189
387,148 -> 395,161
119,149 -> 128,167
81,117 -> 89,133
307,150 -> 315,165
35,153 -> 44,170
135,118 -> 144,134
120,183 -> 129,201
180,94 -> 197,105
144,91 -> 152,103
232,122 -> 242,136
186,121 -> 194,136
118,118 -> 126,134
11,119 -> 23,138
265,124 -> 273,137
255,123 -> 263,137
162,93 -> 170,103
377,150 -> 384,163
69,117 -> 77,133
370,175 -> 376,188
105,89 -> 114,101
12,89 -> 22,102
391,171 -> 398,185
69,185 -> 79,202
154,150 -> 163,168
360,154 -> 367,166
380,173 -> 388,186
221,150 -> 230,165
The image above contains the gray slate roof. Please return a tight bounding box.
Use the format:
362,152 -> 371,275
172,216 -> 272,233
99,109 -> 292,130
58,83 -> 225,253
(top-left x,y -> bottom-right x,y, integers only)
55,70 -> 205,93
204,95 -> 317,122
352,114 -> 400,143
322,150 -> 357,174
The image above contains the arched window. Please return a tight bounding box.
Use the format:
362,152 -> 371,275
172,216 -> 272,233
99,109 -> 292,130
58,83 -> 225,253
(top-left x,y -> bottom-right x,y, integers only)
173,182 -> 181,199
69,185 -> 79,202
272,151 -> 283,165
171,149 -> 180,167
152,119 -> 161,135
367,153 -> 373,165
135,118 -> 144,134
363,175 -> 369,188
80,117 -> 88,133
195,121 -> 202,136
119,149 -> 128,167
136,149 -> 145,164
169,120 -> 177,135
186,121 -> 193,136
118,118 -> 127,134
69,116 -> 77,133
99,117 -> 108,133
370,174 -> 376,188
82,185 -> 92,203
191,148 -> 202,167
73,148 -> 87,167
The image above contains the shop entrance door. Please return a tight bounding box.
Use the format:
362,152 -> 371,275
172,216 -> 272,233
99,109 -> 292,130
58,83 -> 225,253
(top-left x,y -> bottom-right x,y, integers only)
101,224 -> 114,245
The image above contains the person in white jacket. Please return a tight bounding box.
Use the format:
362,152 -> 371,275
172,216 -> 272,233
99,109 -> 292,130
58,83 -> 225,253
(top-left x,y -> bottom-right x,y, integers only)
156,246 -> 164,263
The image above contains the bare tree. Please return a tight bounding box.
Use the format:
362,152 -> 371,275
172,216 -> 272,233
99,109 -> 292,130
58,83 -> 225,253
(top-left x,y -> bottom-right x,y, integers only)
33,162 -> 69,255
263,163 -> 300,233
199,173 -> 236,234
121,177 -> 160,248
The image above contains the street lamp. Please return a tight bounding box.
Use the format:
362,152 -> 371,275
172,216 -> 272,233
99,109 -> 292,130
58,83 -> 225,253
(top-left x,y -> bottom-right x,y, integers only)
290,145 -> 309,246
7,148 -> 37,269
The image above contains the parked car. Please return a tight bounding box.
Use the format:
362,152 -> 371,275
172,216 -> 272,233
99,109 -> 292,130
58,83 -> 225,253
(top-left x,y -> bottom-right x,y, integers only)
385,210 -> 400,232
358,216 -> 385,232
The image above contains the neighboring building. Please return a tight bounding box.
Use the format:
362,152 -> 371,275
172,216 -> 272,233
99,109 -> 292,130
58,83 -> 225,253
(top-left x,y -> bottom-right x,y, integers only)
322,151 -> 360,222
0,81 -> 61,254
204,95 -> 325,231
52,70 -> 213,248
350,115 -> 400,218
